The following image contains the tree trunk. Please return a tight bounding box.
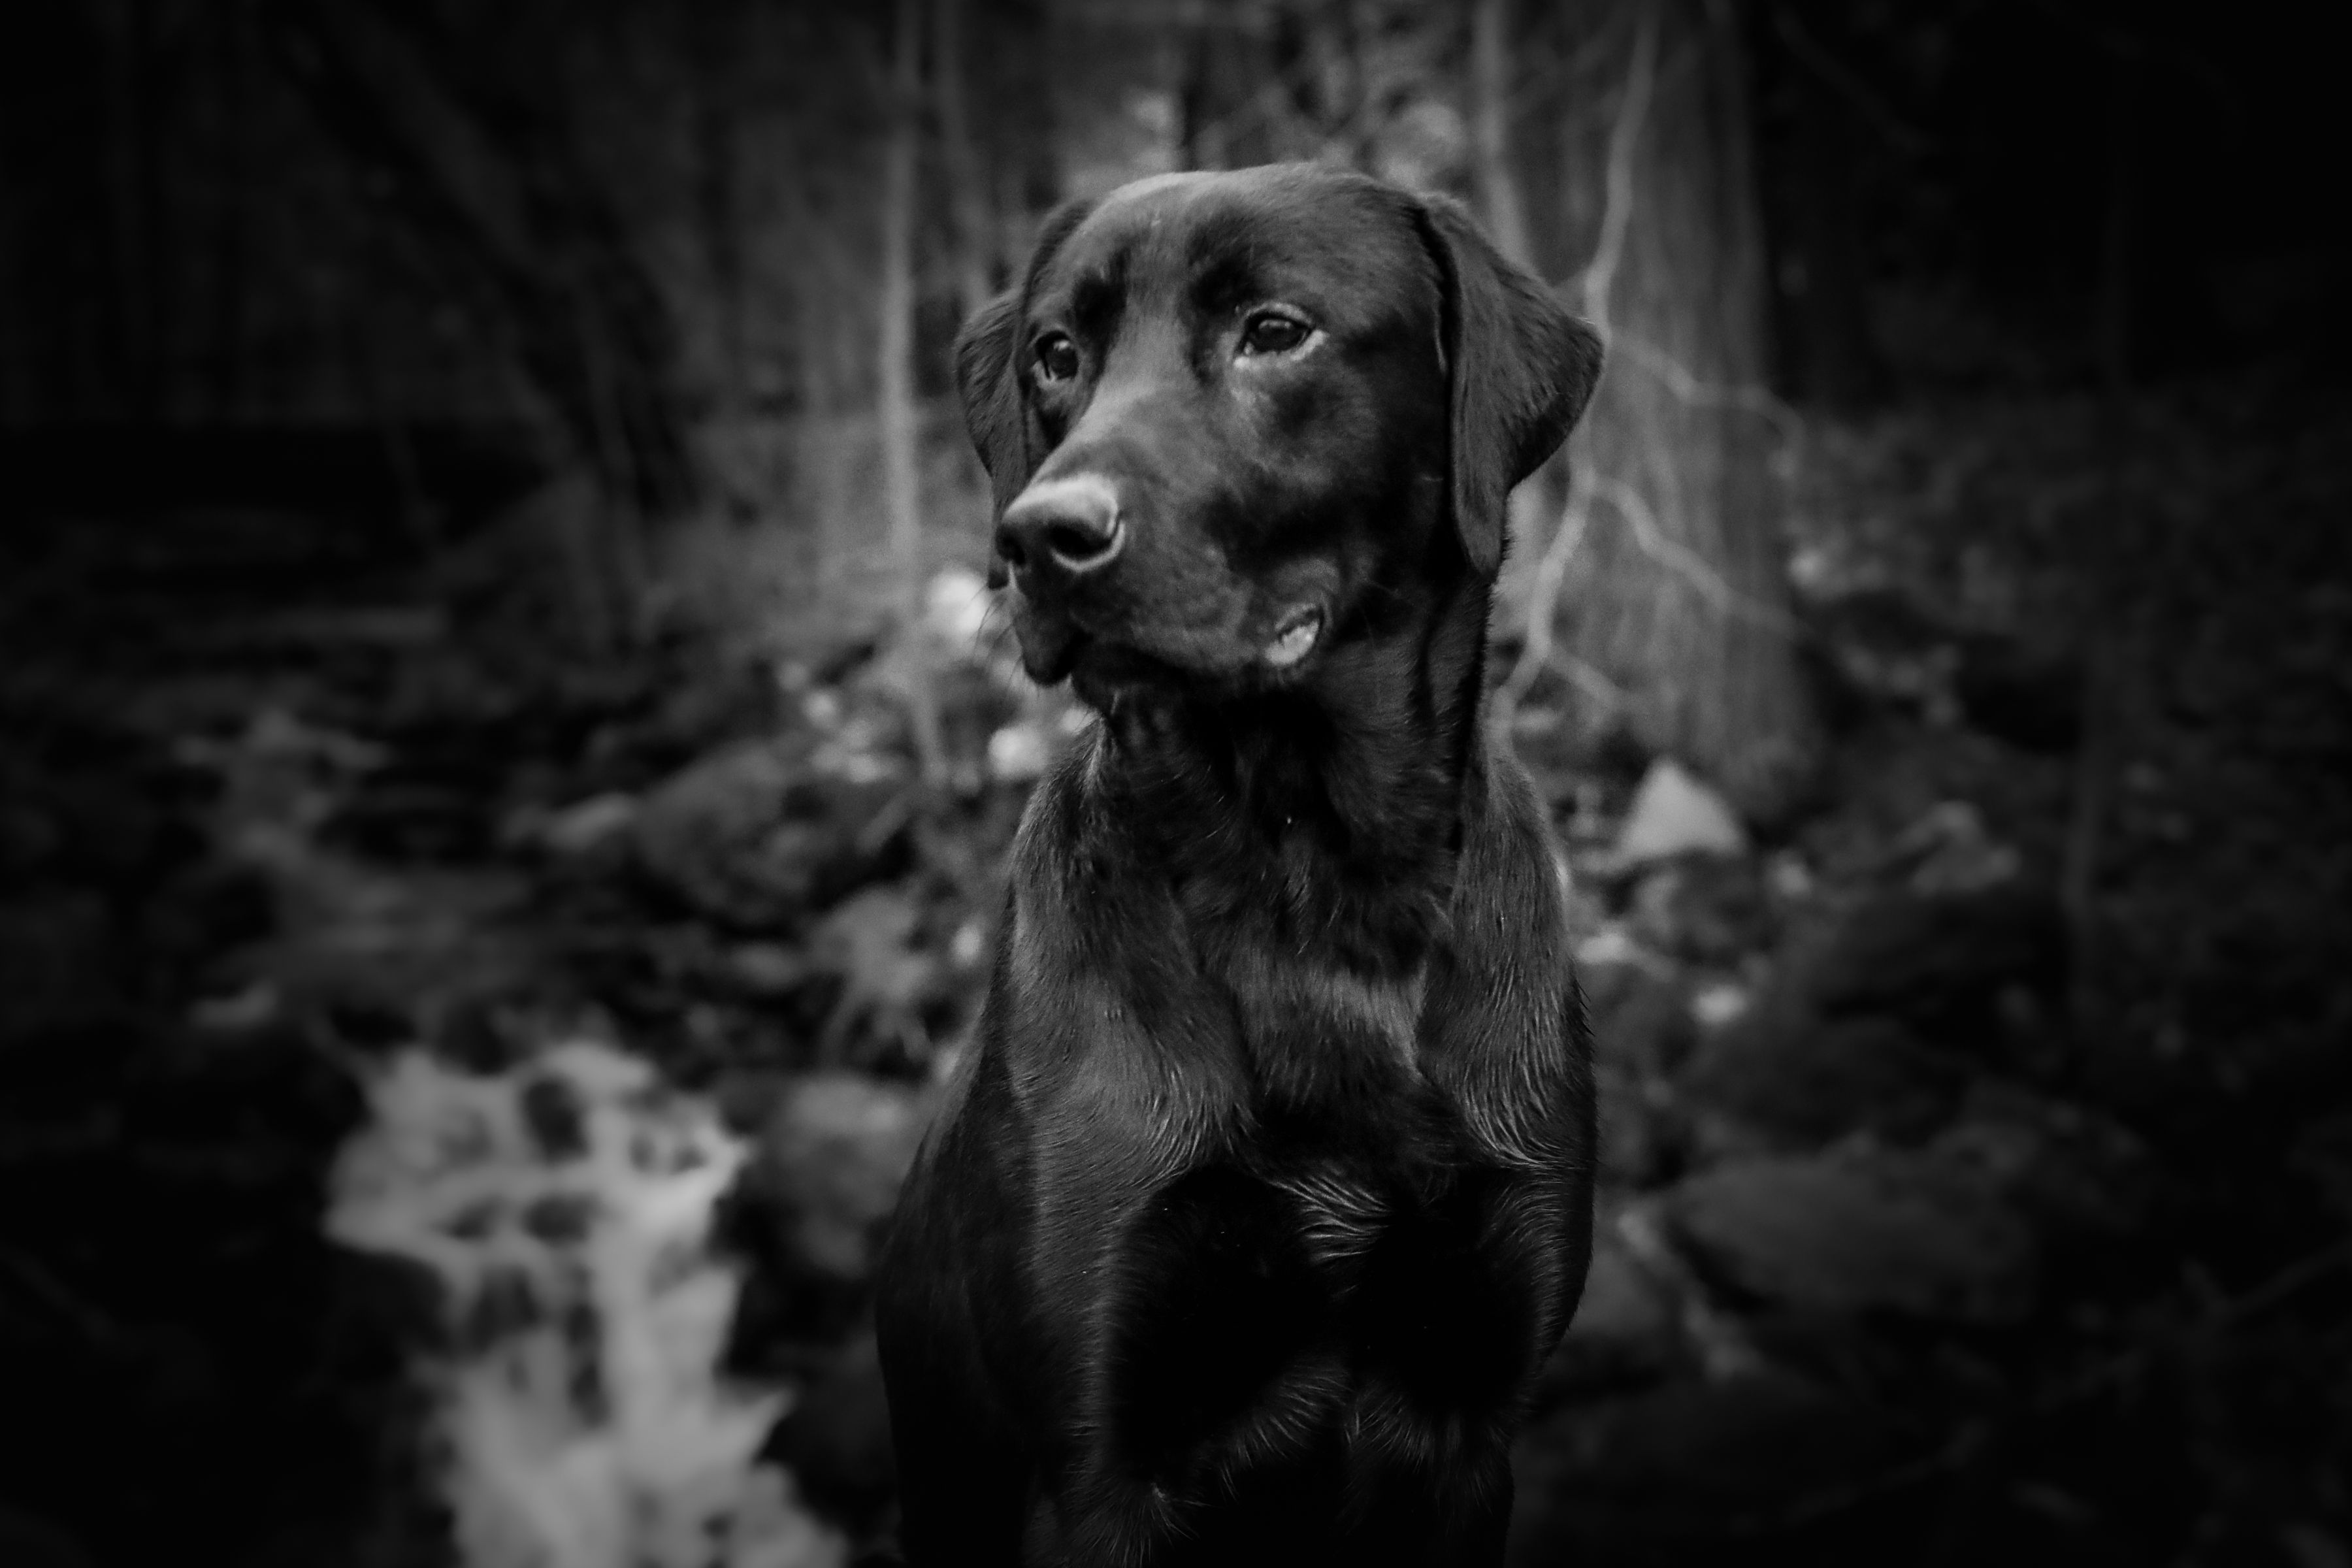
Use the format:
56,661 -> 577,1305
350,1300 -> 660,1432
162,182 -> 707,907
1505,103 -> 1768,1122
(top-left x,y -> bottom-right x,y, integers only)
879,0 -> 944,786
1767,1 -> 1884,407
1469,0 -> 1564,600
1178,0 -> 1275,171
1470,0 -> 1535,269
207,0 -> 253,414
261,0 -> 696,523
1516,0 -> 1817,819
690,1 -> 748,428
934,0 -> 995,324
102,0 -> 161,419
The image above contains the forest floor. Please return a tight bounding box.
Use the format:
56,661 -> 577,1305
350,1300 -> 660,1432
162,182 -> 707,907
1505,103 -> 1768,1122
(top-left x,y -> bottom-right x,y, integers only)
2,370 -> 2348,1568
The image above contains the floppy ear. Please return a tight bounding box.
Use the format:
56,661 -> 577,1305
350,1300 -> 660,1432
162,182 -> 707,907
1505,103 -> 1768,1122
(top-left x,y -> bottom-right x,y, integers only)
1414,195 -> 1604,578
954,287 -> 1029,527
954,199 -> 1096,588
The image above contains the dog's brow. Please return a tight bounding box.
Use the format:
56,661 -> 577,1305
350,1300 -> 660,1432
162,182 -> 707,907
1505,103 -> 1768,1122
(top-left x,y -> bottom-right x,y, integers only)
1185,211 -> 1271,313
1190,252 -> 1262,316
1071,251 -> 1128,341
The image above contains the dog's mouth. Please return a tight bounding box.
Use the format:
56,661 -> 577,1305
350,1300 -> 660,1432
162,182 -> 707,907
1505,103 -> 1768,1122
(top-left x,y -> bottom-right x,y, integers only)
1013,600 -> 1090,685
1011,592 -> 1329,698
1260,606 -> 1324,671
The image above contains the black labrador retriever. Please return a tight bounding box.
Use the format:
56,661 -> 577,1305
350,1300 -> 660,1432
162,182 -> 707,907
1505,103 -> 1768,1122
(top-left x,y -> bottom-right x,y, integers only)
875,163 -> 1601,1567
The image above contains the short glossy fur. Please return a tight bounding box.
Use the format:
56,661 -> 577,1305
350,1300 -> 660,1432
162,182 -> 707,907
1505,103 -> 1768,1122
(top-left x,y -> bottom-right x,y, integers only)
874,164 -> 1603,1567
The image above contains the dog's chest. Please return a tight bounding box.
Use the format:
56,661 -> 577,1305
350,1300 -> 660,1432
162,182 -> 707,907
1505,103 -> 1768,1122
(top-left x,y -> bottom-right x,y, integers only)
1263,1145 -> 1527,1307
1097,1141 -> 1552,1488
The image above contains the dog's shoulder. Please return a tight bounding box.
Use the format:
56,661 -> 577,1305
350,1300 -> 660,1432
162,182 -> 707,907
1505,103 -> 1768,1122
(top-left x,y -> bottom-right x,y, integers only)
1462,734 -> 1576,934
1413,736 -> 1592,1172
976,722 -> 1253,1182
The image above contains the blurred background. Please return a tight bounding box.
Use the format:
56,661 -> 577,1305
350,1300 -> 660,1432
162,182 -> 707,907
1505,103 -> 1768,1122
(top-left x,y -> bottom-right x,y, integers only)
1,1 -> 2345,1565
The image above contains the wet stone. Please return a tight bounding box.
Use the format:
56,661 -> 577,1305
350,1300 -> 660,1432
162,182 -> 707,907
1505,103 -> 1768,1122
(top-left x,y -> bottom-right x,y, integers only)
1678,1005 -> 1963,1149
1667,1147 -> 2038,1326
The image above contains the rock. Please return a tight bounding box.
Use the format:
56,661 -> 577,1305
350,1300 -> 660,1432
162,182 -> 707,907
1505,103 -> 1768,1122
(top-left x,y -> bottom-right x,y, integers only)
1572,1225 -> 1681,1347
0,1504 -> 94,1568
1611,759 -> 1748,869
1804,591 -> 2081,752
760,1073 -> 932,1278
1955,632 -> 2083,753
1539,1220 -> 1683,1401
226,858 -> 544,1032
986,720 -> 1053,783
1582,956 -> 1698,1079
808,886 -> 945,1065
1667,1147 -> 2037,1325
1688,980 -> 1751,1030
762,1331 -> 896,1533
2293,1109 -> 2352,1220
320,757 -> 498,863
1678,1006 -> 1962,1149
724,1073 -> 935,1348
1888,799 -> 2021,896
1509,1368 -> 1889,1564
0,893 -> 118,1034
1800,883 -> 2068,1048
723,940 -> 808,998
1627,853 -> 1772,965
539,791 -> 640,858
924,566 -> 994,649
1931,1082 -> 2157,1238
1803,585 -> 1963,725
1596,1064 -> 1681,1188
632,738 -> 907,929
0,798 -> 61,877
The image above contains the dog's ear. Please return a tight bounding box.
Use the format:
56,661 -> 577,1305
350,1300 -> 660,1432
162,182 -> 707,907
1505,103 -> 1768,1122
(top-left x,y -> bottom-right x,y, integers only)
955,198 -> 1096,508
1414,194 -> 1603,578
955,200 -> 1098,589
955,287 -> 1030,532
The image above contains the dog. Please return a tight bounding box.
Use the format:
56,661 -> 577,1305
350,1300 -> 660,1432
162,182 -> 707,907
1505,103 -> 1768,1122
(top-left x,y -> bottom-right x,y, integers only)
874,163 -> 1602,1567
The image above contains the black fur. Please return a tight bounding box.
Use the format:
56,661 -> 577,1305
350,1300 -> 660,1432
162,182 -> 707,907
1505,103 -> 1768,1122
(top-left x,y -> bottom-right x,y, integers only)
877,164 -> 1601,1566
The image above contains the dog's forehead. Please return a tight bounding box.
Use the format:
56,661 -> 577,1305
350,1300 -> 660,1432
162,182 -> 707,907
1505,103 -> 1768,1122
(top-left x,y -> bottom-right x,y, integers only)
1043,169 -> 1431,325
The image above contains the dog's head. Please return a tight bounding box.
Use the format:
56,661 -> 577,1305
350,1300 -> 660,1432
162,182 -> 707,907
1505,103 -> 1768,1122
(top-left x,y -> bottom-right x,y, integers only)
956,164 -> 1600,704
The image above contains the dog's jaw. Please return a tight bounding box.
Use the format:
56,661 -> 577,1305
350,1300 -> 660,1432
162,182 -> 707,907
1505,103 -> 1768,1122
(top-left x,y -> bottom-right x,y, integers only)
1013,583 -> 1338,704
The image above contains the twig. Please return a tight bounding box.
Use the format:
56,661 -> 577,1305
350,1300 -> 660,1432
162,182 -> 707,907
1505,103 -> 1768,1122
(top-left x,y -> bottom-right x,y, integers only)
1726,1238 -> 2352,1535
1610,333 -> 1805,455
1573,5 -> 1659,333
0,1243 -> 121,1350
1550,650 -> 1631,711
1507,8 -> 1639,110
1492,464 -> 1596,727
1590,475 -> 1799,637
1771,5 -> 1934,155
2065,51 -> 2141,1031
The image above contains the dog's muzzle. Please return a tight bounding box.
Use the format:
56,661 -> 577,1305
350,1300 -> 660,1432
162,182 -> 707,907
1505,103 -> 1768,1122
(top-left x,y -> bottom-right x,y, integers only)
995,474 -> 1125,585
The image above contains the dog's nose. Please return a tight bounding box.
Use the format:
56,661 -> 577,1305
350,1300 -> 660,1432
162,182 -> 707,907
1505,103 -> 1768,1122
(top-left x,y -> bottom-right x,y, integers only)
996,475 -> 1124,580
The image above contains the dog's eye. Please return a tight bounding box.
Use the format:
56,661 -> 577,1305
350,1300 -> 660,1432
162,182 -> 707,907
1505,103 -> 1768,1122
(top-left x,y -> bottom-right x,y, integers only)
1239,312 -> 1312,357
1033,333 -> 1080,384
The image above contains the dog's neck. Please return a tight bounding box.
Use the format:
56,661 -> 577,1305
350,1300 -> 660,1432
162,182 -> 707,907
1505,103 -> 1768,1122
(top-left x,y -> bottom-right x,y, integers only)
1088,568 -> 1492,981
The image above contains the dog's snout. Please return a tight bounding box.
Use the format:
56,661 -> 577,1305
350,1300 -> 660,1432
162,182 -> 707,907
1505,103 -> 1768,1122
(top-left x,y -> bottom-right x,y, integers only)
997,475 -> 1125,580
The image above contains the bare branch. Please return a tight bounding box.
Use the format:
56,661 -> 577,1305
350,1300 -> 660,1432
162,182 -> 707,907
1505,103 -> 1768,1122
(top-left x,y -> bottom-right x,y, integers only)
1591,474 -> 1800,637
1728,1237 -> 2352,1535
1611,333 -> 1805,453
1472,0 -> 1535,266
1575,5 -> 1660,333
1771,5 -> 1934,155
1492,461 -> 1597,729
878,0 -> 943,787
